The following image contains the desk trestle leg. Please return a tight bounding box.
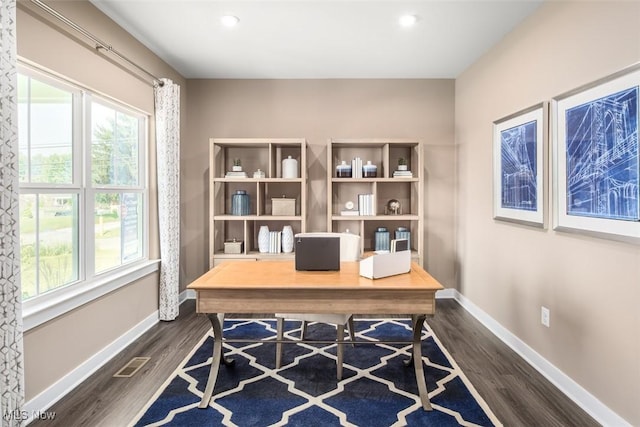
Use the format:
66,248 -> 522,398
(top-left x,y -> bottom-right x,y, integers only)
404,314 -> 433,411
276,317 -> 284,369
198,313 -> 234,409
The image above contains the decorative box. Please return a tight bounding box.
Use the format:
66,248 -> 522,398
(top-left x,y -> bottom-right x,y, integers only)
223,240 -> 243,254
359,249 -> 411,279
272,197 -> 296,216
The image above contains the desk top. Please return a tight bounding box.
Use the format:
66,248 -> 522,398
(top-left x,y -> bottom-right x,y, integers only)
187,260 -> 444,291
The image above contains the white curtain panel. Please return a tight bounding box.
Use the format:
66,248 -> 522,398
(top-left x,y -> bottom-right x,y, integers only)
154,79 -> 180,321
0,0 -> 26,423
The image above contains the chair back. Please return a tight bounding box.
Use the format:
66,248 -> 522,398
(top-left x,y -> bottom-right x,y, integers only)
338,233 -> 360,261
295,232 -> 361,261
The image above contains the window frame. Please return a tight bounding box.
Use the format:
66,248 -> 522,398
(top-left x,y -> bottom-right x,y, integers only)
17,67 -> 83,188
85,94 -> 149,276
18,63 -> 157,331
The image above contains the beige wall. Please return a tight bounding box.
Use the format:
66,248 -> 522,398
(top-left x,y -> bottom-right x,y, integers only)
17,0 -> 184,401
23,273 -> 159,398
183,79 -> 456,288
455,1 -> 640,424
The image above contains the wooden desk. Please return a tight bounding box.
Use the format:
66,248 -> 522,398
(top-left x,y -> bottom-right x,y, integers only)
188,260 -> 444,410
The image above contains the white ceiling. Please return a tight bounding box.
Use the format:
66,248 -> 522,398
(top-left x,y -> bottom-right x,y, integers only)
90,0 -> 542,79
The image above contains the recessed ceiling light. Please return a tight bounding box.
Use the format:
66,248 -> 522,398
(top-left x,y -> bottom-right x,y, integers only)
399,14 -> 418,27
220,15 -> 239,27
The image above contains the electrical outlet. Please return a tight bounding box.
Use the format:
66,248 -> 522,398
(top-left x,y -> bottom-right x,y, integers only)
541,306 -> 550,327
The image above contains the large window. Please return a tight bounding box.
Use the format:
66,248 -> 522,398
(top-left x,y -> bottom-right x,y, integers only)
18,67 -> 148,303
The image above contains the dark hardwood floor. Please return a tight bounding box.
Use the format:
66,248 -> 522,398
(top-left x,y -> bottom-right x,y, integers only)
31,299 -> 599,427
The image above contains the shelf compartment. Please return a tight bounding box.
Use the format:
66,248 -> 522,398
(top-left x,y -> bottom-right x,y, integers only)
262,181 -> 302,216
248,220 -> 302,254
388,143 -> 421,179
215,145 -> 269,179
271,144 -> 303,179
377,181 -> 419,216
211,220 -> 247,258
330,181 -> 374,216
330,146 -> 386,179
362,220 -> 420,253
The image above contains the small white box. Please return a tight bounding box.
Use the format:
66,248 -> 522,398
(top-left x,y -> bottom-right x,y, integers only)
359,250 -> 411,279
272,198 -> 296,216
223,240 -> 243,254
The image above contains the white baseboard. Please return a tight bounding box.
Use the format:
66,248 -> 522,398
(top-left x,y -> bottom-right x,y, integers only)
436,288 -> 456,299
451,289 -> 630,427
23,310 -> 159,425
180,288 -> 196,301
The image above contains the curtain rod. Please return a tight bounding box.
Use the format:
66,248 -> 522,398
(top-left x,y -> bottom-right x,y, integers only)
30,0 -> 164,87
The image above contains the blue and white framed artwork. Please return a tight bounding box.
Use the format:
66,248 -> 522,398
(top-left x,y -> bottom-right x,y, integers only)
493,103 -> 546,227
553,64 -> 640,242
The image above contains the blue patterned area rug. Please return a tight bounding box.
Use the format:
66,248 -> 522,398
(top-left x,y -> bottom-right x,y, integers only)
131,319 -> 501,427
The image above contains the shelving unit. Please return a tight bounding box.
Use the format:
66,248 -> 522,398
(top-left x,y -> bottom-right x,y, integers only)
327,139 -> 423,264
209,138 -> 307,267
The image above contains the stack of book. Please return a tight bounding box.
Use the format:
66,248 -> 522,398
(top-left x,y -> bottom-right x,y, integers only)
351,157 -> 363,178
392,170 -> 413,178
358,194 -> 376,215
269,231 -> 282,253
225,171 -> 248,178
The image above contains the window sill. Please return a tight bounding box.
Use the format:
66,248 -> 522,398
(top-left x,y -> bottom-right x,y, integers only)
23,259 -> 160,332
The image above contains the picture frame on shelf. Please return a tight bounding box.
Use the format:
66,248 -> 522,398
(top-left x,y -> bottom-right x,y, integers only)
493,102 -> 546,228
552,64 -> 640,242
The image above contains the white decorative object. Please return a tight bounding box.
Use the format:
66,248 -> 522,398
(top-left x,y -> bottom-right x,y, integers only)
269,231 -> 282,253
258,225 -> 270,253
359,250 -> 411,279
363,160 -> 377,177
336,160 -> 352,177
282,226 -> 294,253
155,78 -> 181,321
340,200 -> 358,216
253,169 -> 265,178
282,155 -> 298,178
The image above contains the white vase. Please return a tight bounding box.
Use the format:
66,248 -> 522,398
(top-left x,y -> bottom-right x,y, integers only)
282,225 -> 294,253
258,225 -> 270,253
282,155 -> 298,178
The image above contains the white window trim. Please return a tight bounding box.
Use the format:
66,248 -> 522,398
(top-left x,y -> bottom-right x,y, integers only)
18,63 -> 155,330
22,259 -> 160,331
85,94 -> 150,277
